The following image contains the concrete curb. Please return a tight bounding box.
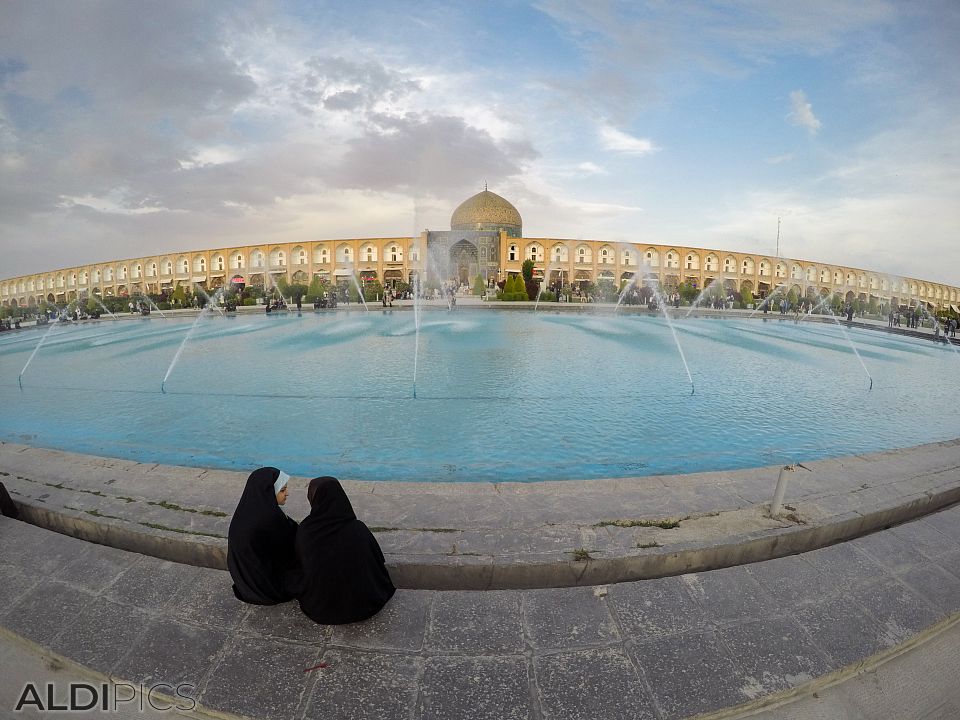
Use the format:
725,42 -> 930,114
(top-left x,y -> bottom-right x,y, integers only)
13,482 -> 960,590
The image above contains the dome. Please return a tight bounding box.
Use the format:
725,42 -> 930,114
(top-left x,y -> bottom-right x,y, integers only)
450,190 -> 522,233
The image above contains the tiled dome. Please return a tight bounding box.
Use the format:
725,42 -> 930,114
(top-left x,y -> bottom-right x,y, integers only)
450,190 -> 522,233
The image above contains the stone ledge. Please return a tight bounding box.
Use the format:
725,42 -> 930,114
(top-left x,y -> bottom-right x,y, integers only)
12,480 -> 960,590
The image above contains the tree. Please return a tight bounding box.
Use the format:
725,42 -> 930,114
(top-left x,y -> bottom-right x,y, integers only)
521,259 -> 535,282
787,289 -> 799,308
677,282 -> 698,304
171,285 -> 186,307
306,276 -> 327,301
741,288 -> 754,308
472,274 -> 485,296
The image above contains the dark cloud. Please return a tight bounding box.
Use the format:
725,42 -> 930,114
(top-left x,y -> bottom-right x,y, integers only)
0,1 -> 258,225
327,112 -> 538,195
295,55 -> 421,113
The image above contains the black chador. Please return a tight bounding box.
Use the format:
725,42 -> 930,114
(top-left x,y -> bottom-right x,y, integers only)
296,477 -> 395,624
227,467 -> 300,604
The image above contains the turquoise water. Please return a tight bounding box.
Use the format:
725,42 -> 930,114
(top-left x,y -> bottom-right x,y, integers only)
1,310 -> 958,482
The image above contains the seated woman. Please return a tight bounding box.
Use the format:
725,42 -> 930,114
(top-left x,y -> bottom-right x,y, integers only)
296,476 -> 395,624
227,467 -> 301,604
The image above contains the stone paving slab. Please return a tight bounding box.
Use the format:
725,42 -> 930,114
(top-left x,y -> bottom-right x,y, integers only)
3,437 -> 960,588
2,507 -> 960,719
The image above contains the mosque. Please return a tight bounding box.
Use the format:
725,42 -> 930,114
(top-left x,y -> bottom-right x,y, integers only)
2,189 -> 959,313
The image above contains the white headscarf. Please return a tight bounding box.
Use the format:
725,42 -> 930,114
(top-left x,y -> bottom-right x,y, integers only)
274,470 -> 291,495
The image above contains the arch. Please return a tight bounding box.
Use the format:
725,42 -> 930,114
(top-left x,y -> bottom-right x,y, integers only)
385,243 -> 403,262
685,252 -> 700,271
291,245 -> 307,265
313,245 -> 331,264
548,244 -> 567,264
117,266 -> 127,280
193,256 -> 206,273
620,248 -> 635,266
526,242 -> 545,263
643,248 -> 660,267
806,266 -> 816,282
820,268 -> 830,284
230,252 -> 245,270
845,272 -> 856,286
705,254 -> 719,272
664,250 -> 679,269
212,255 -> 225,272
575,244 -> 592,264
757,258 -> 770,276
597,270 -> 615,281
269,248 -> 286,267
741,279 -> 754,293
790,264 -> 802,280
335,244 -> 354,264
598,244 -> 614,265
723,256 -> 736,274
845,290 -> 856,303
250,249 -> 265,268
92,268 -> 101,283
360,243 -> 378,263
292,270 -> 308,283
450,239 -> 478,285
741,257 -> 755,275
775,263 -> 786,279
176,256 -> 188,274
47,293 -> 55,303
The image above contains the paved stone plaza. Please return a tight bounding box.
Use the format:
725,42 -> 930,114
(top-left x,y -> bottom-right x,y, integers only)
1,436 -> 959,718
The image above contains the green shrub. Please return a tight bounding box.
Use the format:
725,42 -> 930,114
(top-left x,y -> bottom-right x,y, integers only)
472,274 -> 485,296
241,298 -> 257,306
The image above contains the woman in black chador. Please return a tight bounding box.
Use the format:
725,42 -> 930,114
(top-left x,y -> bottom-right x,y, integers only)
227,467 -> 301,604
296,476 -> 395,624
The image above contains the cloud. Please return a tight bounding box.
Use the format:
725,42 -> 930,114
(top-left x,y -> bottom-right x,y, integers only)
788,90 -> 822,134
294,56 -> 421,113
598,124 -> 657,155
765,153 -> 794,164
327,112 -> 538,196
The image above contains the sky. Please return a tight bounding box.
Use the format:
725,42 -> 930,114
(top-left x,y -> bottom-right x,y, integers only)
1,0 -> 958,285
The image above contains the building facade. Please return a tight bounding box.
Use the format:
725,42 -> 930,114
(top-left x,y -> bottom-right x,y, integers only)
2,190 -> 959,312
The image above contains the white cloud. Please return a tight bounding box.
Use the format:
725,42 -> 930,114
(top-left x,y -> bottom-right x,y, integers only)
578,161 -> 607,175
765,153 -> 794,164
788,90 -> 822,134
598,124 -> 658,155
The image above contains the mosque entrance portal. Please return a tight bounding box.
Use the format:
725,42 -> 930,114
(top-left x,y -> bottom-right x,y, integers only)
450,240 -> 478,286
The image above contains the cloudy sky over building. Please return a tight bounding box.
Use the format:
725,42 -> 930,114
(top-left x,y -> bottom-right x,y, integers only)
1,0 -> 958,283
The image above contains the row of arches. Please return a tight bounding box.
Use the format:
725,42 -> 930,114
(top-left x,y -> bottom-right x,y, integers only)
502,243 -> 958,303
1,242 -> 418,297
3,239 -> 958,307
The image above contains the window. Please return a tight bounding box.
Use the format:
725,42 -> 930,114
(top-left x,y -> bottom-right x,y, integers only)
508,244 -> 517,261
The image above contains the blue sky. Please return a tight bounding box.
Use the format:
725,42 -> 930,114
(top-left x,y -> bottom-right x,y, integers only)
1,0 -> 958,285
